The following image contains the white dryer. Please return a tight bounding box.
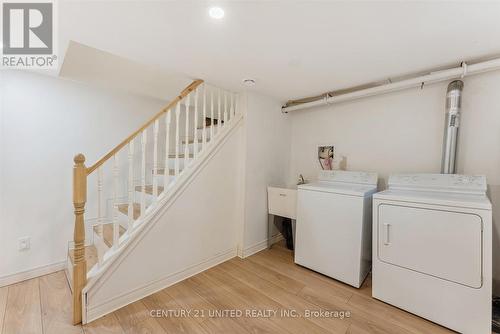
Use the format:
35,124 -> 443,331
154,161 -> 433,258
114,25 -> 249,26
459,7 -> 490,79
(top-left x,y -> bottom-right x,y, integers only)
372,173 -> 492,334
295,170 -> 378,288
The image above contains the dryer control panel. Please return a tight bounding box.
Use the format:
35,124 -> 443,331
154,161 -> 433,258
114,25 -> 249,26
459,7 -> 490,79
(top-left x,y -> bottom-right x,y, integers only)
388,173 -> 487,194
318,170 -> 378,185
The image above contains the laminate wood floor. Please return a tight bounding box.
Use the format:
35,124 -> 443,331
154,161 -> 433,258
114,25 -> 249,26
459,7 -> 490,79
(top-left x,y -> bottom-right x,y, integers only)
0,242 -> 457,333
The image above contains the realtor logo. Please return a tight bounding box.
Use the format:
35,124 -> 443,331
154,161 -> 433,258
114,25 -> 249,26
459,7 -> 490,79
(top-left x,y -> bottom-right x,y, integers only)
2,0 -> 57,68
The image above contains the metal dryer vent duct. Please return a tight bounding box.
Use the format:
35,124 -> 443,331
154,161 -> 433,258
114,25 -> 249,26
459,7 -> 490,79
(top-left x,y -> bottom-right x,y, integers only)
441,80 -> 464,174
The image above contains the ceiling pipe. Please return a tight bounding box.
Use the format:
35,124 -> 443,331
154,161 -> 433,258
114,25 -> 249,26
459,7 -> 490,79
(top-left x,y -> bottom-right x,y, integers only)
441,80 -> 463,174
282,58 -> 500,113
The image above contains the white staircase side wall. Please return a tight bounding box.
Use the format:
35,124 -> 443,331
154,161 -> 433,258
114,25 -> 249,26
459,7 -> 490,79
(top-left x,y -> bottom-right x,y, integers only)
83,120 -> 244,323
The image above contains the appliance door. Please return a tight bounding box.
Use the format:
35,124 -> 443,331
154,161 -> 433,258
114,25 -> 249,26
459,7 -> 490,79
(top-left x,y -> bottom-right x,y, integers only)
377,204 -> 482,288
295,189 -> 364,285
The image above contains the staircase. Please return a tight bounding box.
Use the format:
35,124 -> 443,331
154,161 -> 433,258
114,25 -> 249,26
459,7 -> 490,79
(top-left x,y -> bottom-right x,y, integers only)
66,80 -> 241,324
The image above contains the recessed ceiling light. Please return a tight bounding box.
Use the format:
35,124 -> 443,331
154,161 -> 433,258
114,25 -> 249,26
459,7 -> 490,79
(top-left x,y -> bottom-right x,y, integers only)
209,7 -> 224,19
242,79 -> 256,87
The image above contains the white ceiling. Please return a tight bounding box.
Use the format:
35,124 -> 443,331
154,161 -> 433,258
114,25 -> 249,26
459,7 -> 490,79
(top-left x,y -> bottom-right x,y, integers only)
58,1 -> 500,102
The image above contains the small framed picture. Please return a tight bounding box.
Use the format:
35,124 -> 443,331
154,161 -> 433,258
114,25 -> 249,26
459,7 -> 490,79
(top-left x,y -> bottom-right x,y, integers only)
318,145 -> 334,170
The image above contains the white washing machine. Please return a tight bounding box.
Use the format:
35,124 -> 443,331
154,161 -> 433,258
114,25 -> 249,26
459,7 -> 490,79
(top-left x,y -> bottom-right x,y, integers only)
295,170 -> 378,288
372,173 -> 492,334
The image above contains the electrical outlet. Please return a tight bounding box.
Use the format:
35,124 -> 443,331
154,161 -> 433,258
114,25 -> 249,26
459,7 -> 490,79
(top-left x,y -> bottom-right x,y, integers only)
18,237 -> 30,251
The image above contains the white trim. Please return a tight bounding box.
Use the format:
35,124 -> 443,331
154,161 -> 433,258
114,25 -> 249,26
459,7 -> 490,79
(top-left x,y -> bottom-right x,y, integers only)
85,247 -> 237,323
239,234 -> 284,258
0,261 -> 66,287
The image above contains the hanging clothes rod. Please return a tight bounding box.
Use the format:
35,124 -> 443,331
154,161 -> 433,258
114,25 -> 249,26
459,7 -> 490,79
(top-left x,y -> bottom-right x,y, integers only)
282,57 -> 500,113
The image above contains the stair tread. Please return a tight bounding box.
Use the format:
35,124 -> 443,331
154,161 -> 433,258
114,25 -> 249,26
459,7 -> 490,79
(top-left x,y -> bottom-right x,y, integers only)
155,168 -> 177,176
135,184 -> 164,195
167,153 -> 193,158
93,223 -> 126,248
68,245 -> 97,274
197,125 -> 219,130
182,138 -> 203,144
204,117 -> 224,127
118,203 -> 141,220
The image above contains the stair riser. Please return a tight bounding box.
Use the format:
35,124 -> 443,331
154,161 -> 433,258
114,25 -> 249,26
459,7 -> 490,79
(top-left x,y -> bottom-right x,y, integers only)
121,211 -> 134,226
113,208 -> 137,226
197,127 -> 213,139
166,158 -> 187,170
93,232 -> 111,256
182,143 -> 198,155
171,138 -> 214,156
133,190 -> 155,205
90,223 -> 129,255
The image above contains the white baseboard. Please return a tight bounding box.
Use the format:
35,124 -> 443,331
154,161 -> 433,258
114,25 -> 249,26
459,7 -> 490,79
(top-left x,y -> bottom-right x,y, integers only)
239,234 -> 284,258
85,247 -> 237,324
0,261 -> 67,287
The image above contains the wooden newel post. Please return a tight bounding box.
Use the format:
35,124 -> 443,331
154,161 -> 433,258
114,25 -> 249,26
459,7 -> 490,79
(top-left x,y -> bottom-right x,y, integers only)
73,153 -> 87,325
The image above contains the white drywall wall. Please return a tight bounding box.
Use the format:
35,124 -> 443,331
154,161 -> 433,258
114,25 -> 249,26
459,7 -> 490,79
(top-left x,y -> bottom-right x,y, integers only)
0,70 -> 165,281
288,70 -> 500,294
240,92 -> 291,254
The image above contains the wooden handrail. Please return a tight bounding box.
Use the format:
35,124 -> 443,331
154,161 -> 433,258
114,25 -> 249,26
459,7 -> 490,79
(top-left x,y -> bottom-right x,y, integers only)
86,79 -> 204,175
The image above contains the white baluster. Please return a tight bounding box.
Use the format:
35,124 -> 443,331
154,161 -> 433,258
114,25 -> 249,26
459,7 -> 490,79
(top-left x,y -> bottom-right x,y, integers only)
193,88 -> 199,159
164,111 -> 171,188
175,103 -> 180,176
97,166 -> 103,265
184,94 -> 190,168
153,119 -> 159,199
231,92 -> 236,117
202,84 -> 207,148
112,154 -> 119,249
210,86 -> 214,141
224,90 -> 228,125
217,87 -> 222,133
141,130 -> 147,219
127,141 -> 134,231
